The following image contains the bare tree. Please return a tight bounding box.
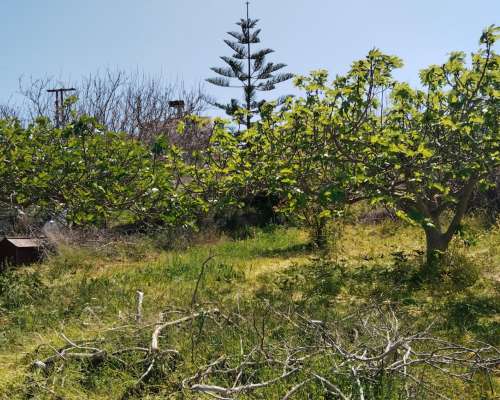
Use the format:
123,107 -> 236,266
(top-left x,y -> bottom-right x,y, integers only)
0,104 -> 18,119
18,76 -> 54,120
14,70 -> 212,147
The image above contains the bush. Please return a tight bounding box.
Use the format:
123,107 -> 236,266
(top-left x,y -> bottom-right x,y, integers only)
0,270 -> 47,310
275,259 -> 344,306
420,248 -> 480,290
441,253 -> 480,290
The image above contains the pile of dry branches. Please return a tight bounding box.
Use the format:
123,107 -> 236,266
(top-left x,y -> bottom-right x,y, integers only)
29,292 -> 499,399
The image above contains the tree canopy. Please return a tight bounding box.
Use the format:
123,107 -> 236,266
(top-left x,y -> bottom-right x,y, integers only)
203,26 -> 499,256
0,26 -> 498,262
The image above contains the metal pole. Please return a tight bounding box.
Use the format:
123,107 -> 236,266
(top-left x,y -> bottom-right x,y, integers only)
47,88 -> 76,128
54,92 -> 60,127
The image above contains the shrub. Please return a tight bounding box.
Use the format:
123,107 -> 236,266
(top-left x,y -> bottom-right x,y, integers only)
0,270 -> 47,310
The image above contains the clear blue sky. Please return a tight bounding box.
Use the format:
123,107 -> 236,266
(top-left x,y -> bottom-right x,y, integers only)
1,0 -> 498,114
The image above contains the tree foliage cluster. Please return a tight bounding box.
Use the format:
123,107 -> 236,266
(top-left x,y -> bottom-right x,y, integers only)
204,26 -> 499,257
0,27 -> 498,260
0,115 -> 201,228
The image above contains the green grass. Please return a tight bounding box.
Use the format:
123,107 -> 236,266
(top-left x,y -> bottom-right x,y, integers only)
0,221 -> 498,399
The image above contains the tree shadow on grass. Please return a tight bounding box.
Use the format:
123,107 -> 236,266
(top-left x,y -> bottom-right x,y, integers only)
443,290 -> 500,345
258,250 -> 499,345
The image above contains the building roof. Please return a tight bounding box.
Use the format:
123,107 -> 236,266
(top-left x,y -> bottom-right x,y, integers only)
1,237 -> 44,248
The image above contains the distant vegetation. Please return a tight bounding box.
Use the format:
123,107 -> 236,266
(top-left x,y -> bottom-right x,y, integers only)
0,18 -> 498,400
1,26 -> 498,258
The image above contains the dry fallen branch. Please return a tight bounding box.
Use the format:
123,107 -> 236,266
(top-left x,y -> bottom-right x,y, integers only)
29,301 -> 499,399
190,367 -> 299,396
135,290 -> 144,323
313,373 -> 350,400
281,378 -> 312,400
151,308 -> 219,352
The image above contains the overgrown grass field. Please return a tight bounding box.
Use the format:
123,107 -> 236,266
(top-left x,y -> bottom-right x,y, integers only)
0,217 -> 499,399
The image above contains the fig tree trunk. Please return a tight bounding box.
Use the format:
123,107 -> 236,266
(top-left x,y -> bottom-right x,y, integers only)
416,174 -> 479,264
311,216 -> 328,249
424,226 -> 453,262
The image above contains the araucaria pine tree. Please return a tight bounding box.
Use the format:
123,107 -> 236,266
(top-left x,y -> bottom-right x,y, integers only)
207,2 -> 293,128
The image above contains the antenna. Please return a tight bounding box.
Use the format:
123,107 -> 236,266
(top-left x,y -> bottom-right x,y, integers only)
46,87 -> 76,128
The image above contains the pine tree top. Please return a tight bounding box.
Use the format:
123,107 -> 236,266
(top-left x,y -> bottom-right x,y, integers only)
207,3 -> 293,127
